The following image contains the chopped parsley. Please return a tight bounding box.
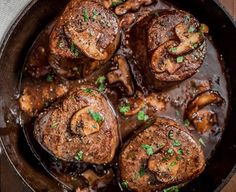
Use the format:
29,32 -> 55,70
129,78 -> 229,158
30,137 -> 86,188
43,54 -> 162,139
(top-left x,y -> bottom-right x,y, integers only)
82,8 -> 89,22
168,130 -> 174,140
46,74 -> 54,82
92,9 -> 98,20
70,43 -> 79,57
163,185 -> 179,192
111,0 -> 124,7
167,148 -> 174,155
171,47 -> 177,52
51,122 -> 59,128
141,144 -> 153,156
121,180 -> 128,189
169,160 -> 177,167
183,119 -> 190,127
91,125 -> 97,129
82,88 -> 93,94
176,56 -> 184,63
119,104 -> 130,114
173,139 -> 181,147
88,109 -> 104,123
139,166 -> 145,177
177,149 -> 183,155
75,151 -> 83,161
199,137 -> 206,147
137,110 -> 149,121
175,110 -> 180,117
96,76 -> 106,92
188,26 -> 195,33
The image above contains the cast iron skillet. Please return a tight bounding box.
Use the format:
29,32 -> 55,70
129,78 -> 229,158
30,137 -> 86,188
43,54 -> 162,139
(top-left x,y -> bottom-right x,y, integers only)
0,0 -> 235,191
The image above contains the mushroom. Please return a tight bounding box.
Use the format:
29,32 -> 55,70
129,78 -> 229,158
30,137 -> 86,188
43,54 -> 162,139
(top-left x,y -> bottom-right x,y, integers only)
76,169 -> 113,192
168,23 -> 208,56
64,27 -> 109,60
192,109 -> 217,133
151,40 -> 181,74
119,13 -> 136,29
145,94 -> 166,112
148,151 -> 180,183
115,0 -> 153,15
119,91 -> 144,116
185,90 -> 223,133
70,106 -> 101,136
107,55 -> 134,96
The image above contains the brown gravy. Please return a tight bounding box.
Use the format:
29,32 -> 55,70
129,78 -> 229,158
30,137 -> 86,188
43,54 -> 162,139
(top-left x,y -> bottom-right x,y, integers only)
18,0 -> 229,191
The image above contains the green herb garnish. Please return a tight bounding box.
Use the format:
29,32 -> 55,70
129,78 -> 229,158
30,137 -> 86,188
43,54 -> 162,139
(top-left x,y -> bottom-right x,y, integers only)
141,144 -> 153,156
167,148 -> 174,155
173,139 -> 181,147
96,76 -> 106,92
70,43 -> 79,57
171,47 -> 177,52
51,122 -> 59,128
183,119 -> 190,127
88,110 -> 103,123
199,137 -> 206,147
46,74 -> 53,82
177,149 -> 183,155
82,88 -> 93,94
176,56 -> 184,63
188,26 -> 195,33
121,180 -> 128,189
139,166 -> 145,177
175,110 -> 180,116
169,160 -> 177,167
168,130 -> 174,140
119,104 -> 131,114
92,9 -> 98,20
163,185 -> 179,192
75,151 -> 83,161
111,0 -> 124,7
82,8 -> 89,22
137,110 -> 149,121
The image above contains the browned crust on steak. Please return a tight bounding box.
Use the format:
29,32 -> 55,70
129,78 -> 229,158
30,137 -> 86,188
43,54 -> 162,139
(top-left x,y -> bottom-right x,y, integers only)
147,10 -> 207,82
119,117 -> 205,191
34,86 -> 119,164
48,0 -> 120,78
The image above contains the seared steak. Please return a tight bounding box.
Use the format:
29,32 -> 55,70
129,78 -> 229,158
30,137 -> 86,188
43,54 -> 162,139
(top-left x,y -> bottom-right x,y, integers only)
34,86 -> 119,164
49,0 -> 120,78
119,117 -> 205,191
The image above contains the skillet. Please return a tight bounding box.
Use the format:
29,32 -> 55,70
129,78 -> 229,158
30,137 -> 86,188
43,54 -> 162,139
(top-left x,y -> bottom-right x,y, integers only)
0,0 -> 235,191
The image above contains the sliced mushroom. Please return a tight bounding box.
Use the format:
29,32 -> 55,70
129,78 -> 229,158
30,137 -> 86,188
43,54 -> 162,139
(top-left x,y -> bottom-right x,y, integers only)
70,106 -> 101,136
119,92 -> 144,116
145,94 -> 166,112
115,0 -> 153,15
192,109 -> 217,133
119,13 -> 136,29
185,90 -> 223,133
168,23 -> 207,56
151,40 -> 181,74
64,27 -> 108,61
107,55 -> 134,96
148,151 -> 180,183
186,90 -> 223,120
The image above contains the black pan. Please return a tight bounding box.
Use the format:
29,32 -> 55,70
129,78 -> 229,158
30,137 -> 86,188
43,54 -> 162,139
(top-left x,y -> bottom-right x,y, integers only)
0,0 -> 235,191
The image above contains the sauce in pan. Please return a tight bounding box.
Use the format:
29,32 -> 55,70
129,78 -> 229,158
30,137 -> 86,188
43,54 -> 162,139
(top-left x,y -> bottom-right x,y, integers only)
17,0 -> 229,191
